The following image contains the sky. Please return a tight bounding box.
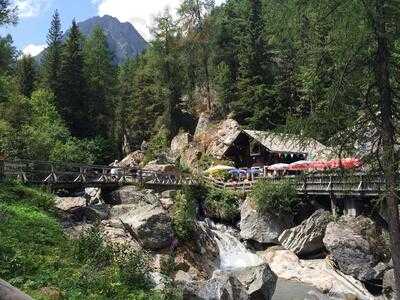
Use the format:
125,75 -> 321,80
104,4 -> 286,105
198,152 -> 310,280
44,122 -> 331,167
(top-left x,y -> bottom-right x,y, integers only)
0,0 -> 224,56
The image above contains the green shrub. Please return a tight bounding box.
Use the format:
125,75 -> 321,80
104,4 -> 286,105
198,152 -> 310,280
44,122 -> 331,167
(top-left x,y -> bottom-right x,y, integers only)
251,179 -> 299,215
204,188 -> 240,221
0,182 -> 178,299
172,189 -> 196,241
143,127 -> 169,165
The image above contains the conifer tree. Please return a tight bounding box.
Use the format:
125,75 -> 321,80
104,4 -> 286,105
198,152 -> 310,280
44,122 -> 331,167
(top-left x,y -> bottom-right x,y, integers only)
83,26 -> 115,138
16,55 -> 36,97
42,10 -> 63,98
235,0 -> 278,130
0,0 -> 17,26
59,19 -> 88,137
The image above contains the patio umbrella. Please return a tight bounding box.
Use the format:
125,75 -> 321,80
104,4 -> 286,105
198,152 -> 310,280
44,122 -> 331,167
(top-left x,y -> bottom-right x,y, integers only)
309,160 -> 329,171
268,163 -> 290,171
327,158 -> 362,170
205,165 -> 236,174
288,160 -> 311,171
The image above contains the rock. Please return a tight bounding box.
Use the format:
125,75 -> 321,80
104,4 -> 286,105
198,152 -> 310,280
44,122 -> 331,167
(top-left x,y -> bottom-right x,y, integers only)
161,190 -> 177,198
54,196 -> 86,212
178,272 -> 248,300
261,248 -> 374,300
171,132 -> 190,158
0,279 -> 33,300
143,163 -> 178,174
120,204 -> 174,250
110,204 -> 141,219
177,264 -> 277,300
323,216 -> 384,282
160,198 -> 174,210
150,272 -> 168,291
383,269 -> 395,300
194,113 -> 211,138
240,199 -> 292,244
174,270 -> 194,282
84,188 -> 102,203
100,223 -> 141,249
227,264 -> 277,299
105,186 -> 158,205
85,204 -> 110,221
205,118 -> 241,159
118,150 -> 145,167
279,209 -> 331,256
180,144 -> 202,170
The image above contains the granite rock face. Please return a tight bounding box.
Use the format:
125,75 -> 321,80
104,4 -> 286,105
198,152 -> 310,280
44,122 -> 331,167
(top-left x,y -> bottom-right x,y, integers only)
279,209 -> 331,256
240,199 -> 292,244
323,216 -> 384,282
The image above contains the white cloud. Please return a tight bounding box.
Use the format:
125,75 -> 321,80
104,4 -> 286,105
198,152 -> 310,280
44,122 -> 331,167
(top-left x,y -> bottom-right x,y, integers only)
22,44 -> 46,56
14,0 -> 51,18
94,0 -> 224,41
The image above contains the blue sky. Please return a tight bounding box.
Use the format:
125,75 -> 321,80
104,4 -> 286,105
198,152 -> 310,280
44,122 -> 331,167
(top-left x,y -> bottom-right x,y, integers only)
1,0 -> 224,56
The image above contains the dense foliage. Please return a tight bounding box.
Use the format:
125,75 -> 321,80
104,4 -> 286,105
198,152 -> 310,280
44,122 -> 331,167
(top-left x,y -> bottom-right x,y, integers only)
204,187 -> 240,221
172,188 -> 197,241
0,182 -> 177,299
251,179 -> 299,215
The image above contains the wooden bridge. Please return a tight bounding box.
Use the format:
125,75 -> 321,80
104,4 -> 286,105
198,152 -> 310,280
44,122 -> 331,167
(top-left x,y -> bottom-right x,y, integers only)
0,159 -> 394,198
0,159 -> 198,189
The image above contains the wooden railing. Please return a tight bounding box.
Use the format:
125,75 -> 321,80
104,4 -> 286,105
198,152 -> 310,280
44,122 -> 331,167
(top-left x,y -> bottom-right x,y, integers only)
204,173 -> 392,197
0,159 -> 198,188
0,159 -> 395,197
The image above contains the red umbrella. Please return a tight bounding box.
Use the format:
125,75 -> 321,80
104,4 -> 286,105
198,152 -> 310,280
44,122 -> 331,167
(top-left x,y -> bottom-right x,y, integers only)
327,158 -> 362,170
288,160 -> 311,171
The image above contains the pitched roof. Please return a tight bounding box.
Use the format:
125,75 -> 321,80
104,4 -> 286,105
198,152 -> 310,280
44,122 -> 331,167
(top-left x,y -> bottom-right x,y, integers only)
243,130 -> 330,158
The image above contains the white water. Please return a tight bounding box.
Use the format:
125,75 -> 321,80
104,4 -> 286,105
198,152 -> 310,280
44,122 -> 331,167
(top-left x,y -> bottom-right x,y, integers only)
201,220 -> 263,271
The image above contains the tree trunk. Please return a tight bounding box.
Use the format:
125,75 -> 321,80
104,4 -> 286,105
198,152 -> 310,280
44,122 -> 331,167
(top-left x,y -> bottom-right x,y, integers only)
375,0 -> 400,298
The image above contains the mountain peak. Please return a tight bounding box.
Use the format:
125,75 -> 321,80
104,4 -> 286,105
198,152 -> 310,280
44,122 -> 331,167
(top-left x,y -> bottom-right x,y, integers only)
76,15 -> 148,64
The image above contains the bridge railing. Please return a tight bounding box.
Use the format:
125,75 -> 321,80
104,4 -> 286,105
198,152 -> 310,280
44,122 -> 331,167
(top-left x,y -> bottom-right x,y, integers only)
1,159 -> 198,187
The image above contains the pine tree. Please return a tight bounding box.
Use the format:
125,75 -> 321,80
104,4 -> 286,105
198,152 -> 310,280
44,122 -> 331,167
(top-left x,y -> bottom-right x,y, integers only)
42,10 -> 63,98
16,55 -> 36,97
152,11 -> 184,139
83,26 -> 115,138
59,19 -> 88,137
235,0 -> 278,130
0,0 -> 17,26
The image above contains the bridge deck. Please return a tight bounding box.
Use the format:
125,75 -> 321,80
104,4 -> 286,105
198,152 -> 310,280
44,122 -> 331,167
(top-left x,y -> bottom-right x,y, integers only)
0,159 -> 393,197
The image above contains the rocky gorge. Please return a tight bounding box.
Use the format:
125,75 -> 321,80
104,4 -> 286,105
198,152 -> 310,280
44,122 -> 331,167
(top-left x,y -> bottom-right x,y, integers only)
50,180 -> 393,300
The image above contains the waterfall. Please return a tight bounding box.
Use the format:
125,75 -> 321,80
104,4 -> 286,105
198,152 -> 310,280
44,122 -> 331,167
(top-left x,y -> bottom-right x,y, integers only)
200,219 -> 263,271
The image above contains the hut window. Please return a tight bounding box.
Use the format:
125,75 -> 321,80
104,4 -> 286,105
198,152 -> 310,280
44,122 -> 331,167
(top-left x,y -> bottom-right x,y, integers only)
250,140 -> 261,156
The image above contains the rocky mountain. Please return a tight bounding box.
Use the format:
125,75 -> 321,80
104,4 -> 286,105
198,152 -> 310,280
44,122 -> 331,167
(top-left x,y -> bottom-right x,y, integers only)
38,15 -> 148,65
76,15 -> 148,64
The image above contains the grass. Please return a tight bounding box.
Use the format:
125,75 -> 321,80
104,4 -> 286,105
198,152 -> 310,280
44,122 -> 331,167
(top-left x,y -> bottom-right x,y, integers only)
0,181 -> 181,299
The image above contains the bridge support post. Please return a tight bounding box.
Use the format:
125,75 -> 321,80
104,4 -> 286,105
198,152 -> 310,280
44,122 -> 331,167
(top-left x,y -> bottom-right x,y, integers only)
330,193 -> 337,218
344,198 -> 361,217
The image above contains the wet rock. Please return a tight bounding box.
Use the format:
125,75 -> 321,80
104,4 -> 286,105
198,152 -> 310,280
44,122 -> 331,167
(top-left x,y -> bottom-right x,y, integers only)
323,216 -> 385,282
240,199 -> 293,244
261,248 -> 374,300
105,186 -> 157,205
178,273 -> 248,300
119,204 -> 174,250
383,269 -> 395,300
0,279 -> 33,300
177,264 -> 277,300
279,209 -> 331,256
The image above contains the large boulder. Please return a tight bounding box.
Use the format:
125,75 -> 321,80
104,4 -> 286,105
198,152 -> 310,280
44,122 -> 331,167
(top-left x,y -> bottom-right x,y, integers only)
0,279 -> 33,300
194,113 -> 211,138
279,209 -> 331,256
383,269 -> 396,300
143,163 -> 178,174
240,199 -> 292,244
54,196 -> 86,212
104,186 -> 158,206
261,248 -> 374,300
119,204 -> 174,250
118,150 -> 145,167
323,216 -> 387,282
177,264 -> 277,300
171,132 -> 190,158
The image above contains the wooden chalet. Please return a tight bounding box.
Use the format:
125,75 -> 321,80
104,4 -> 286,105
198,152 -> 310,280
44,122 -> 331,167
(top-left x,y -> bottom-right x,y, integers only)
218,130 -> 329,168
